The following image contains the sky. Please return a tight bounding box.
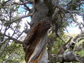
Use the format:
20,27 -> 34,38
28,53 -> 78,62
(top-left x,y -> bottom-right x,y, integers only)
65,15 -> 83,35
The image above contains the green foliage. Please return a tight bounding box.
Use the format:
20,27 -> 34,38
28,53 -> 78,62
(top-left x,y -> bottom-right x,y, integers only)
0,42 -> 25,63
76,50 -> 84,57
49,32 -> 68,54
52,37 -> 64,54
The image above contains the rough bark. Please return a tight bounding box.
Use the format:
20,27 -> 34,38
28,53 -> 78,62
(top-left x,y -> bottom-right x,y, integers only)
23,0 -> 52,63
31,0 -> 49,26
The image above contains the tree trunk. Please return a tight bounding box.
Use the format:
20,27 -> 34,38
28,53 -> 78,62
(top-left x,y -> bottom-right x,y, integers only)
31,0 -> 49,26
24,0 -> 51,63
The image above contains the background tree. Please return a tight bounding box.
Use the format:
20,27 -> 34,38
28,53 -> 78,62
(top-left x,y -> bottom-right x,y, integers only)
0,0 -> 84,63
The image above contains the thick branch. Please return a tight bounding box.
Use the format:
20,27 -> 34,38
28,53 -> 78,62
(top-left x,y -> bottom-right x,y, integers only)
13,1 -> 32,5
58,37 -> 72,55
4,1 -> 32,6
14,14 -> 31,21
73,33 -> 84,42
44,0 -> 54,16
57,51 -> 84,62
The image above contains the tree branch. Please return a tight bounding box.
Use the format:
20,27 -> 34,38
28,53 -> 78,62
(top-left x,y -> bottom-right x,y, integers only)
20,0 -> 31,12
0,32 -> 23,44
54,5 -> 84,14
4,1 -> 32,6
1,13 -> 33,25
57,51 -> 84,62
58,37 -> 72,54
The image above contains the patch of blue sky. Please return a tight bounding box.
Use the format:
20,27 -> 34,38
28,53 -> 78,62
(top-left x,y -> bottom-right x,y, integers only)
69,23 -> 75,28
18,5 -> 25,13
81,4 -> 84,12
26,4 -> 33,9
17,3 -> 32,32
18,4 -> 33,21
27,16 -> 31,22
18,4 -> 33,13
65,23 -> 81,34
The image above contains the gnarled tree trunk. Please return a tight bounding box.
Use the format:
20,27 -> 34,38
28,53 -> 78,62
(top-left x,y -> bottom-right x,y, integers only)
23,0 -> 53,63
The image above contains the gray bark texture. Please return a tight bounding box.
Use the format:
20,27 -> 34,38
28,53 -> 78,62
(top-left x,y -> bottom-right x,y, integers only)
30,1 -> 49,63
25,0 -> 51,63
31,0 -> 49,25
